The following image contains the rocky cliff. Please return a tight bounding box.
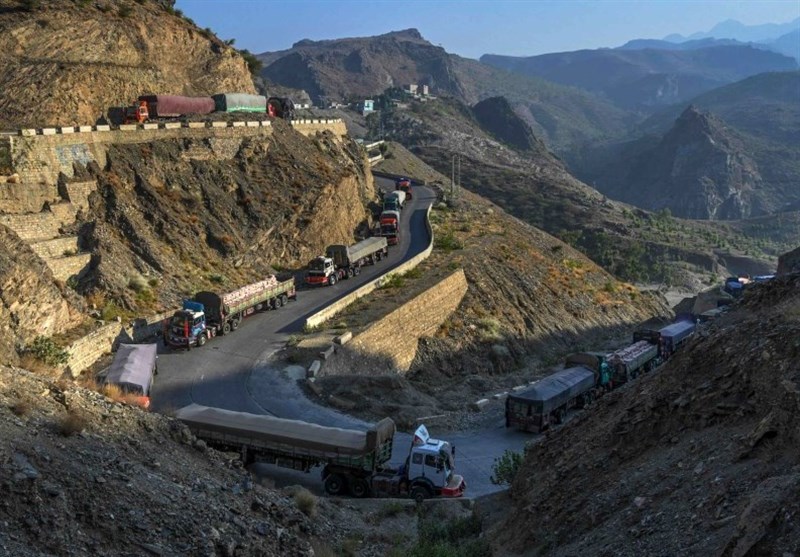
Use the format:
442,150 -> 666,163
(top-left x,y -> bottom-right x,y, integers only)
778,245 -> 800,275
598,106 -> 764,220
0,0 -> 256,129
0,225 -> 83,365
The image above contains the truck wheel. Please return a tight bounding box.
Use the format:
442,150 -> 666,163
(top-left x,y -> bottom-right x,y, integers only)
280,294 -> 289,305
347,268 -> 354,278
411,486 -> 429,504
222,322 -> 232,335
324,473 -> 346,496
350,478 -> 370,498
329,274 -> 337,286
273,296 -> 283,309
197,334 -> 206,347
231,318 -> 240,331
376,251 -> 382,261
354,266 -> 361,276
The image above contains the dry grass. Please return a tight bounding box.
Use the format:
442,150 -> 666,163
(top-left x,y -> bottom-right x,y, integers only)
58,410 -> 87,437
293,487 -> 318,518
18,354 -> 62,378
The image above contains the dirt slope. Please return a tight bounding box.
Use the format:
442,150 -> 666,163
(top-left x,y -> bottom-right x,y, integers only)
492,273 -> 800,556
0,0 -> 255,128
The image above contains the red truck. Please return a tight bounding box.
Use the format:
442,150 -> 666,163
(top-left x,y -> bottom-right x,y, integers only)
395,177 -> 413,199
379,210 -> 401,246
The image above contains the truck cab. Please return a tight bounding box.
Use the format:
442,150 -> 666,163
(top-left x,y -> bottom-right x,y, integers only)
395,177 -> 413,199
305,256 -> 338,286
404,425 -> 465,501
167,300 -> 207,347
379,210 -> 400,245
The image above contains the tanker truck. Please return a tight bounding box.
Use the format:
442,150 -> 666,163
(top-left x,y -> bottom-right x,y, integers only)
383,190 -> 406,212
167,275 -> 296,348
175,404 -> 466,501
305,237 -> 388,286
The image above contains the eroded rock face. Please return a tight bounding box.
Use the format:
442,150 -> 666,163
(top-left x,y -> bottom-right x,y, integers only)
604,106 -> 763,220
0,1 -> 256,128
0,225 -> 83,364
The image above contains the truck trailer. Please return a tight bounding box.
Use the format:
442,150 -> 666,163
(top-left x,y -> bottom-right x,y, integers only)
383,190 -> 406,212
608,340 -> 659,384
505,366 -> 596,432
305,237 -> 389,286
175,404 -> 466,501
167,275 -> 296,348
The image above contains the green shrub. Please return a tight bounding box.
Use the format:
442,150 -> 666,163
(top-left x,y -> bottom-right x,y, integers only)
435,232 -> 463,252
128,274 -> 148,292
490,449 -> 524,486
380,274 -> 405,289
293,488 -> 317,517
26,336 -> 69,367
239,49 -> 262,75
118,5 -> 132,17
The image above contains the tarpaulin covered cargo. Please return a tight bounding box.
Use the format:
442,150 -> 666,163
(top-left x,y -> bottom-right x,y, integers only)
327,237 -> 388,267
609,340 -> 658,381
105,343 -> 157,396
659,320 -> 695,348
212,93 -> 267,113
507,366 -> 595,414
138,95 -> 215,118
175,404 -> 396,458
193,276 -> 294,323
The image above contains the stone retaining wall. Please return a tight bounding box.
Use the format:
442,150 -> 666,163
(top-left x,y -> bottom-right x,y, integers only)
48,254 -> 92,282
65,321 -> 125,378
9,120 -> 346,185
29,236 -> 79,258
336,269 -> 468,374
0,211 -> 63,241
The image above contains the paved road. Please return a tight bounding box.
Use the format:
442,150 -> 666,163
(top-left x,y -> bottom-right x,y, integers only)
151,176 -> 531,497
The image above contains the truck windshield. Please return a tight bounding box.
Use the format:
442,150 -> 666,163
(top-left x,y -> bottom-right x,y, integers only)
170,314 -> 190,328
381,224 -> 397,234
308,259 -> 326,272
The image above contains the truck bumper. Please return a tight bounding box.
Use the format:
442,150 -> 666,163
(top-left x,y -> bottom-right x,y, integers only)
305,277 -> 328,286
441,474 -> 466,497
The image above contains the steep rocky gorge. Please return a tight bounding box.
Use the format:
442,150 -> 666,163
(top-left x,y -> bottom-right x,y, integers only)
0,0 -> 255,129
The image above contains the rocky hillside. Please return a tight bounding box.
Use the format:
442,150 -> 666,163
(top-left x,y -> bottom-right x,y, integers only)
305,147 -> 669,428
373,96 -> 793,286
0,0 -> 256,129
0,225 -> 84,366
257,29 -> 634,153
594,106 -> 763,219
574,72 -> 800,219
481,45 -> 798,111
78,121 -> 374,316
491,271 -> 800,556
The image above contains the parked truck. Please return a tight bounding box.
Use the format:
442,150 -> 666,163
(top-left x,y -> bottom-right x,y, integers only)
607,340 -> 659,384
305,237 -> 389,286
379,210 -> 401,246
383,190 -> 406,212
175,404 -> 466,501
167,275 -> 296,348
395,177 -> 413,199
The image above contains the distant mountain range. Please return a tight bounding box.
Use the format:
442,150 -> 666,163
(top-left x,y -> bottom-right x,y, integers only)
664,17 -> 800,44
572,71 -> 800,220
480,46 -> 797,111
256,29 -> 634,152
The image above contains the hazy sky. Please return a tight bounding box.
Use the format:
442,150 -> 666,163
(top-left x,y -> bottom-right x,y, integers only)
175,1 -> 800,58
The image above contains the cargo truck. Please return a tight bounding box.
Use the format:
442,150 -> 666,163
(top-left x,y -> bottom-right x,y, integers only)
633,320 -> 696,359
395,177 -> 413,199
305,237 -> 388,286
505,366 -> 596,432
175,404 -> 466,502
607,340 -> 659,384
166,275 -> 296,348
383,190 -> 406,212
379,210 -> 401,245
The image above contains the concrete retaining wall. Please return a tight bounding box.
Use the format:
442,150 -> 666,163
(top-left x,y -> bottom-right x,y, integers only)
305,203 -> 434,329
336,269 -> 468,373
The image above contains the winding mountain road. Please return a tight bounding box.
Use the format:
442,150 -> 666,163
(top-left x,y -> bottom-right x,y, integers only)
151,177 -> 530,497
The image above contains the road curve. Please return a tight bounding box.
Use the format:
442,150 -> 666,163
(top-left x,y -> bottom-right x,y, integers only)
151,176 -> 531,497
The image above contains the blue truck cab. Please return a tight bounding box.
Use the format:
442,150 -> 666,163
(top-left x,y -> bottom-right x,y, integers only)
167,300 -> 207,348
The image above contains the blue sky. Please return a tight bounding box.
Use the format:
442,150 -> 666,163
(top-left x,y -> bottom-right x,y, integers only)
175,1 -> 800,58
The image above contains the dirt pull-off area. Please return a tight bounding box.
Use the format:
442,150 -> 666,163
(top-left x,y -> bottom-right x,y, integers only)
491,273 -> 800,556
